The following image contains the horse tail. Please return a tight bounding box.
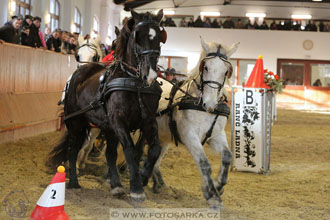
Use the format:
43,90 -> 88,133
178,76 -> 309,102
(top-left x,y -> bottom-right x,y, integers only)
46,132 -> 70,169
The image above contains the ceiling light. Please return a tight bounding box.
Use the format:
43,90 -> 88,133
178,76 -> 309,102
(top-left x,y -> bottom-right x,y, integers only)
246,13 -> 266,18
291,14 -> 312,19
312,0 -> 323,2
200,12 -> 221,17
163,10 -> 175,15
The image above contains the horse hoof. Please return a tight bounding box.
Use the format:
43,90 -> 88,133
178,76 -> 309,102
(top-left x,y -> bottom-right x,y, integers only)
130,192 -> 146,202
152,183 -> 164,194
67,182 -> 81,189
111,187 -> 125,196
207,196 -> 222,210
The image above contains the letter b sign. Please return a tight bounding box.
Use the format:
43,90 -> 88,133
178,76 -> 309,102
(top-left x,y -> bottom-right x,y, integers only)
246,90 -> 254,104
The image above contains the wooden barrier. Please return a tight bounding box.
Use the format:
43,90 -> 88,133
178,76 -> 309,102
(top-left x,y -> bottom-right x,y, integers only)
277,88 -> 330,110
0,43 -> 77,143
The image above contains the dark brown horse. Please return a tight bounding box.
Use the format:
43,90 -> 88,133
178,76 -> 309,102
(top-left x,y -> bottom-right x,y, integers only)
49,10 -> 166,201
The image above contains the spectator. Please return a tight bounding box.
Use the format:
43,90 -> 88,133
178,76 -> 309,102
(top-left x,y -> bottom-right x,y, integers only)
179,18 -> 187,27
277,21 -> 284,30
313,79 -> 322,87
21,15 -> 33,30
253,21 -> 259,29
73,32 -> 80,40
270,20 -> 277,30
0,16 -> 23,44
310,21 -> 317,31
100,43 -> 108,57
187,18 -> 194,27
203,18 -> 211,28
46,29 -> 61,52
211,18 -> 220,28
194,16 -> 204,27
235,19 -> 245,29
44,27 -> 51,41
60,31 -> 71,54
169,19 -> 176,27
292,21 -> 301,31
68,36 -> 77,54
319,21 -> 325,32
324,23 -> 330,32
222,17 -> 235,28
245,19 -> 254,29
21,25 -> 30,46
259,21 -> 269,30
28,16 -> 42,48
283,19 -> 292,30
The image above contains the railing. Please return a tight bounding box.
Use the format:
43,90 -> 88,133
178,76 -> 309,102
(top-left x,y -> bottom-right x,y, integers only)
0,43 -> 77,143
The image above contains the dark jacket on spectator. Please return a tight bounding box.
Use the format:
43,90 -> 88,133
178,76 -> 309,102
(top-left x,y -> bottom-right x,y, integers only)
194,16 -> 204,27
28,23 -> 42,47
0,22 -> 20,44
21,32 -> 30,46
187,19 -> 194,27
46,35 -> 61,52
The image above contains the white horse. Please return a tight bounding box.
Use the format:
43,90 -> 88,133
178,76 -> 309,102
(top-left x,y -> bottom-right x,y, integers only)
59,35 -> 103,170
142,37 -> 239,208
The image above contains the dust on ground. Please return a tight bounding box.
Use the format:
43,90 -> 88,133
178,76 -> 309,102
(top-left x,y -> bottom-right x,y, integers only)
0,109 -> 330,220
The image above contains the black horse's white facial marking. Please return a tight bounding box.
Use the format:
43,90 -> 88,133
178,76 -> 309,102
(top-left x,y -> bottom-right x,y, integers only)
149,27 -> 156,40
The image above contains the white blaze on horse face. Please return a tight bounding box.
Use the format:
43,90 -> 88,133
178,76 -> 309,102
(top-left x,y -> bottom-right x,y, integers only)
147,68 -> 158,85
149,28 -> 156,40
202,58 -> 227,112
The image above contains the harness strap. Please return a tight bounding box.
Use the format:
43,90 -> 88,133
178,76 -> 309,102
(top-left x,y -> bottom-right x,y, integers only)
64,100 -> 103,121
201,114 -> 219,146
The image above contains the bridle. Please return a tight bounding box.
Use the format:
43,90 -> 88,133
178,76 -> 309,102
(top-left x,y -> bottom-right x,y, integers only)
75,40 -> 101,63
129,16 -> 167,78
195,45 -> 233,98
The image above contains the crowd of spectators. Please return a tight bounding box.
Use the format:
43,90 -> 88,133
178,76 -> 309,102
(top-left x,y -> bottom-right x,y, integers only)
0,15 -> 85,55
162,16 -> 330,32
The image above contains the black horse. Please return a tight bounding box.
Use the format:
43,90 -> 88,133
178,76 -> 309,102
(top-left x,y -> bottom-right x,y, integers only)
49,10 -> 166,201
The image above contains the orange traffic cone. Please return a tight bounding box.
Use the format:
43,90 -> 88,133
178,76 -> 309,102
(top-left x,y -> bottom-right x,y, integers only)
29,166 -> 69,220
245,55 -> 270,89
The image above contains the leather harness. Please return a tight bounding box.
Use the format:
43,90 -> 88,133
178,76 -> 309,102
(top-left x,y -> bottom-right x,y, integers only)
158,45 -> 232,146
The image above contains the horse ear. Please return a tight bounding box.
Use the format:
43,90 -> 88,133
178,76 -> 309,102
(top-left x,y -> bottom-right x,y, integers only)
156,9 -> 164,23
78,35 -> 84,46
131,10 -> 141,21
226,42 -> 240,58
115,26 -> 120,37
200,36 -> 210,53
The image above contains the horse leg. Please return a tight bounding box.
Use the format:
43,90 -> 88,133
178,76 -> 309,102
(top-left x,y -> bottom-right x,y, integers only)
66,120 -> 88,189
77,128 -> 100,170
208,131 -> 232,196
104,131 -> 124,196
184,137 -> 222,208
151,144 -> 168,193
139,120 -> 162,187
113,124 -> 145,201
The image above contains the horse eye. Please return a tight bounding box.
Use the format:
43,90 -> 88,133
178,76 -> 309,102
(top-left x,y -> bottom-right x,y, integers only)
204,66 -> 208,72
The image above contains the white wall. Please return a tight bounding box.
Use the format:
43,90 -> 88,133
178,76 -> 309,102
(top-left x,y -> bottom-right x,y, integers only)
161,27 -> 330,73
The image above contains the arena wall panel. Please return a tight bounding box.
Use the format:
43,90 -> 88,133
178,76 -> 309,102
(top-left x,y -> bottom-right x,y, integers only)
0,43 -> 77,143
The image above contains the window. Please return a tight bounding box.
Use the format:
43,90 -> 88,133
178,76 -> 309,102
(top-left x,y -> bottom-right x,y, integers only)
310,64 -> 330,87
229,59 -> 257,86
93,16 -> 100,35
16,0 -> 31,16
158,56 -> 188,75
50,0 -> 60,32
278,59 -> 330,88
74,7 -> 82,33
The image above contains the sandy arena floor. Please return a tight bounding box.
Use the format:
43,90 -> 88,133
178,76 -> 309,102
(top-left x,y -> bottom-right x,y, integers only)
0,109 -> 329,220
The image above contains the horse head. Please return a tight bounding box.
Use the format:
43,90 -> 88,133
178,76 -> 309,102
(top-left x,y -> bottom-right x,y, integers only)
199,37 -> 239,112
116,9 -> 166,85
76,35 -> 102,65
